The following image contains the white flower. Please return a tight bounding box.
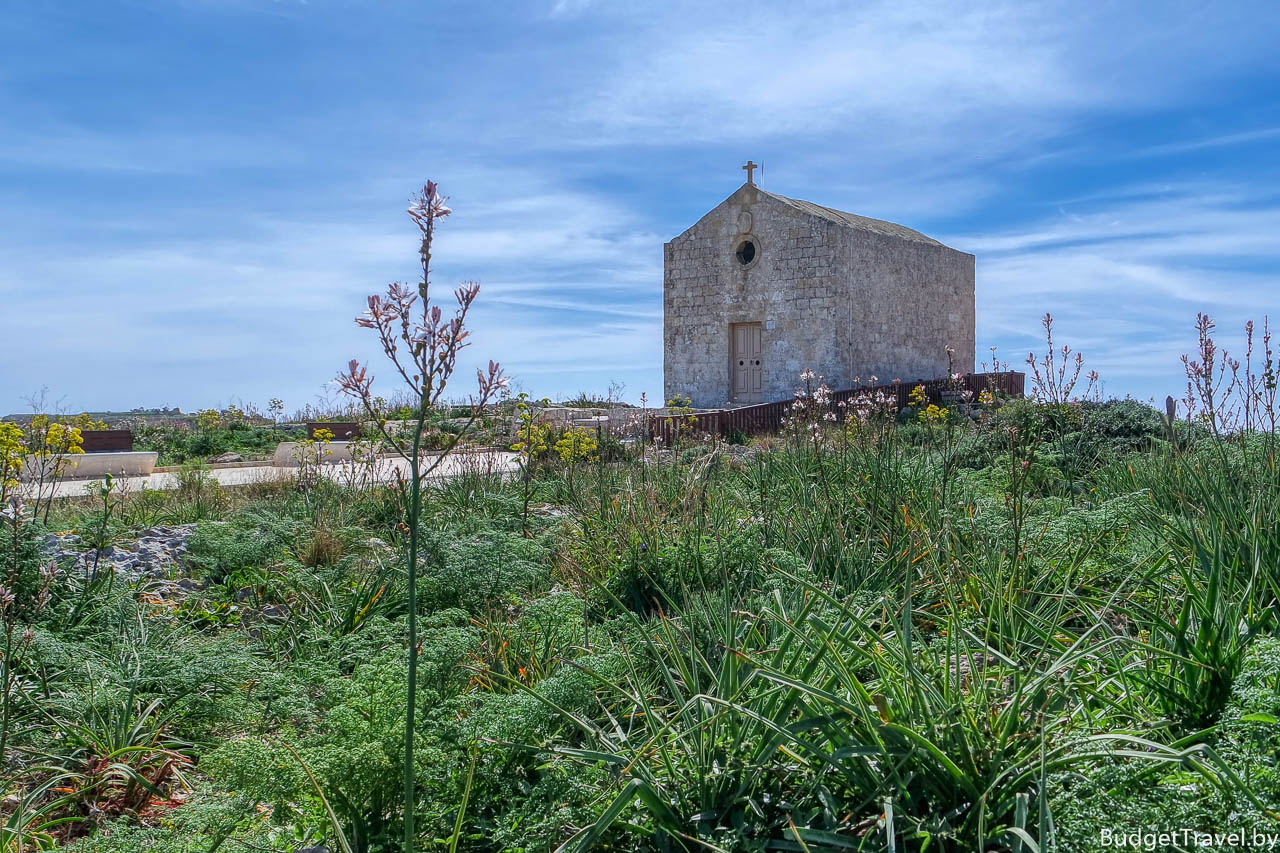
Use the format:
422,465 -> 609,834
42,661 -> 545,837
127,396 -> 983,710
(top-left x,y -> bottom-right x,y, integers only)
1,495 -> 24,522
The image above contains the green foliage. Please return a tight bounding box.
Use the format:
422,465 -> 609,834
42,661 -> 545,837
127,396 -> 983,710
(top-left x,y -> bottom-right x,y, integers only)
1049,637 -> 1280,849
418,528 -> 551,613
131,422 -> 303,465
17,394 -> 1280,851
185,510 -> 299,584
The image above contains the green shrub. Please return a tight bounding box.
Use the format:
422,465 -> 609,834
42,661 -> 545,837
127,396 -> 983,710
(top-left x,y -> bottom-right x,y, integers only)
26,389 -> 1280,851
596,434 -> 628,462
64,787 -> 280,852
1049,638 -> 1280,847
186,510 -> 299,584
605,528 -> 766,616
418,528 -> 550,613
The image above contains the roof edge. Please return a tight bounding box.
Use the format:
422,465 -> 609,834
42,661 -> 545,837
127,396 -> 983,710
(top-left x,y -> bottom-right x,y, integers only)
754,187 -> 948,248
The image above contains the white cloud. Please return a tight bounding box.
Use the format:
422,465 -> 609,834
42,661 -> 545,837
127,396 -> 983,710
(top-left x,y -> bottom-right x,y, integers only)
549,0 -> 593,18
3,0 -> 1278,411
959,181 -> 1280,398
560,0 -> 1274,152
0,169 -> 663,411
1128,126 -> 1280,159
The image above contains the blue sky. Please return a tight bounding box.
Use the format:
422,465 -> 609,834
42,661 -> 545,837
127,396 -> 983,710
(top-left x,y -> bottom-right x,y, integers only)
2,0 -> 1279,414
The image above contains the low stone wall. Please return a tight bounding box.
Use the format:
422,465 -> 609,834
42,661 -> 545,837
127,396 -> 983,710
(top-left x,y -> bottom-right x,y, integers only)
272,441 -> 360,467
532,406 -> 650,435
22,451 -> 159,480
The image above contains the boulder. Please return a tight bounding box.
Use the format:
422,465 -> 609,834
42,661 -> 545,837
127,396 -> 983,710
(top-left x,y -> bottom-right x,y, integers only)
209,452 -> 244,464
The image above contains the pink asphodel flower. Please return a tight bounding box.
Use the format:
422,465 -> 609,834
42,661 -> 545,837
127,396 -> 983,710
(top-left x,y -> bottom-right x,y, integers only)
408,181 -> 452,224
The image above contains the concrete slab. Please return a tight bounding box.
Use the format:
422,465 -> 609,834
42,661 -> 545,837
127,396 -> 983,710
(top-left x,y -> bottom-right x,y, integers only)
23,451 -> 159,481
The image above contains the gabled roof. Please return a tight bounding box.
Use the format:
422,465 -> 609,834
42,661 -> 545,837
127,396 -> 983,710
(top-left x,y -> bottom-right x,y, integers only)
754,186 -> 946,248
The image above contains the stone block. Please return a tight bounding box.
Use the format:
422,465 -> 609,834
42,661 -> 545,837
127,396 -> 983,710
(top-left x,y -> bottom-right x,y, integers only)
24,451 -> 159,480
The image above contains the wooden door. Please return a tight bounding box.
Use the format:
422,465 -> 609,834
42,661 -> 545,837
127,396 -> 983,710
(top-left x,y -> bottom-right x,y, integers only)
731,322 -> 763,402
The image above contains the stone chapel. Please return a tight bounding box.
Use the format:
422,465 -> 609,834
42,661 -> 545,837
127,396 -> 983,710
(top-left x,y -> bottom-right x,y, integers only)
663,166 -> 976,408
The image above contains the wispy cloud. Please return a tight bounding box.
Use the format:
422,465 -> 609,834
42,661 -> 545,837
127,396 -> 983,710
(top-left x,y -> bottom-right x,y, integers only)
549,0 -> 594,18
0,169 -> 663,410
562,1 -> 1275,150
1129,126 -> 1280,158
959,181 -> 1280,396
1,0 -> 1278,411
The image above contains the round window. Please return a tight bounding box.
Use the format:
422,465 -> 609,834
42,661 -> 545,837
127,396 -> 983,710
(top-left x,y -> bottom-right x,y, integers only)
735,239 -> 757,266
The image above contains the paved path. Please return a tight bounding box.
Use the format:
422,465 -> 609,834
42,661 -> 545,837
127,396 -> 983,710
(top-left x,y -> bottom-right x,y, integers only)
42,451 -> 519,499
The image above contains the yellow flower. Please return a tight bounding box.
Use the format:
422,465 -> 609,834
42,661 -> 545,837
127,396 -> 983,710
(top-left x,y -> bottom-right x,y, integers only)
0,422 -> 25,490
920,404 -> 949,424
39,422 -> 84,456
554,426 -> 598,465
195,409 -> 222,431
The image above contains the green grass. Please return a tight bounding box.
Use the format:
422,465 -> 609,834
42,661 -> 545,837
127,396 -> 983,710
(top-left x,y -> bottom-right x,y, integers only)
5,399 -> 1280,851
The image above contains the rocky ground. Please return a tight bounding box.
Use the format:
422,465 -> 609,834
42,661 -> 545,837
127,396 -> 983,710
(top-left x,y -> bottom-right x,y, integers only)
44,523 -> 200,584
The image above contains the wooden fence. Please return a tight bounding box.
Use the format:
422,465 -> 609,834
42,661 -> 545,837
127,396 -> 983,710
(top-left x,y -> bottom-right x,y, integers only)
647,372 -> 1025,445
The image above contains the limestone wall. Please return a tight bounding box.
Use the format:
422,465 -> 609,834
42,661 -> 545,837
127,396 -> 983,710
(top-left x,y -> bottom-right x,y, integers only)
663,184 -> 974,407
664,186 -> 845,406
842,227 -> 976,385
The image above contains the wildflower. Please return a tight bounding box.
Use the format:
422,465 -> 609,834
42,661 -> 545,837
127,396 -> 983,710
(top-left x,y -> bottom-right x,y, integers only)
920,403 -> 949,424
408,180 -> 452,223
0,586 -> 13,612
